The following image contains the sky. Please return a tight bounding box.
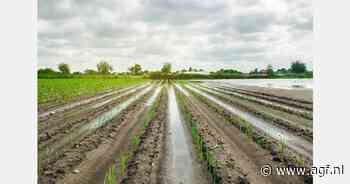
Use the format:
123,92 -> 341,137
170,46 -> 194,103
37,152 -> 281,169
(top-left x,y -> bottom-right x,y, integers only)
38,0 -> 313,73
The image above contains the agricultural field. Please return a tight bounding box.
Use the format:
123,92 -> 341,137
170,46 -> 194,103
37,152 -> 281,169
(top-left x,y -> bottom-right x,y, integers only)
38,78 -> 147,112
38,79 -> 313,184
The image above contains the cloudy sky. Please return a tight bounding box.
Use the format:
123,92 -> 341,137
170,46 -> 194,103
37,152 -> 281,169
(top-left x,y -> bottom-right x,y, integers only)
38,0 -> 312,73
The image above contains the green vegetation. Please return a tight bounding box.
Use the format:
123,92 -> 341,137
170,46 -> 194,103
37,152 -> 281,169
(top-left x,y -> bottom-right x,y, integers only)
104,166 -> 117,184
97,61 -> 114,74
128,64 -> 142,75
38,59 -> 312,80
58,63 -> 70,74
291,61 -> 307,73
38,78 -> 147,104
103,88 -> 164,184
161,62 -> 172,74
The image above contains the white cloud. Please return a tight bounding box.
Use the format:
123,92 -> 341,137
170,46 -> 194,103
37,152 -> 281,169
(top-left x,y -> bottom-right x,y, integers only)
38,0 -> 313,72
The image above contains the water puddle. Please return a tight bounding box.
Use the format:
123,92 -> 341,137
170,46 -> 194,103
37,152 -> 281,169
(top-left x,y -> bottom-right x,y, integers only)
185,85 -> 312,159
145,86 -> 162,106
40,85 -> 154,161
166,86 -> 199,184
174,84 -> 190,97
39,83 -> 149,118
91,84 -> 148,109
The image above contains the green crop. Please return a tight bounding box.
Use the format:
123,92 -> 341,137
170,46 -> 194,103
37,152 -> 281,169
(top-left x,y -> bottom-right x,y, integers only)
38,78 -> 147,104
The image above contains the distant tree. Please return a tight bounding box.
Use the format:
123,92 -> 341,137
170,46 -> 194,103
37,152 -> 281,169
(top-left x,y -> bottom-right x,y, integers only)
276,68 -> 288,74
58,63 -> 70,74
161,63 -> 172,74
290,61 -> 307,73
84,69 -> 98,75
267,64 -> 274,76
189,67 -> 193,72
97,61 -> 113,74
128,64 -> 142,75
199,69 -> 204,72
181,69 -> 187,73
250,68 -> 259,74
216,69 -> 242,75
72,71 -> 82,75
38,68 -> 56,74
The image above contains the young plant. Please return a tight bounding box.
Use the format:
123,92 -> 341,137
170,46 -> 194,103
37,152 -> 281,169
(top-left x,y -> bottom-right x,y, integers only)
119,153 -> 130,178
131,136 -> 140,151
104,166 -> 117,184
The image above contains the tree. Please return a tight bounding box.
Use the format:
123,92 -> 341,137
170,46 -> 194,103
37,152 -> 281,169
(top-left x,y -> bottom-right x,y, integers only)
128,64 -> 142,75
72,71 -> 82,75
267,64 -> 274,76
161,63 -> 171,74
38,68 -> 56,75
250,68 -> 258,74
276,68 -> 288,74
97,61 -> 113,74
84,69 -> 98,75
290,61 -> 307,73
58,63 -> 70,74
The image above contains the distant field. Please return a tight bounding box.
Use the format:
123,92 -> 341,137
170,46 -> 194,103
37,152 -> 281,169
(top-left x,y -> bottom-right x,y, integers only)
38,78 -> 147,104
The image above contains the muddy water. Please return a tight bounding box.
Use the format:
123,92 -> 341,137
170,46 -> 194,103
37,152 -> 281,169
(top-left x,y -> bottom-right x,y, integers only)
185,84 -> 312,159
40,85 -> 154,162
39,83 -> 149,118
165,87 -> 208,184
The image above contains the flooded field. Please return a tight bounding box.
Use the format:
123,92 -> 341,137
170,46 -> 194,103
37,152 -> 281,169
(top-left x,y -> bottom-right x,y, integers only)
198,79 -> 313,90
38,80 -> 313,184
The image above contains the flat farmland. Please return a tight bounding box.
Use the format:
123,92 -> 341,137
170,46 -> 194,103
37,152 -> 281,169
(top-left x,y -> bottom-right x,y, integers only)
38,79 -> 313,184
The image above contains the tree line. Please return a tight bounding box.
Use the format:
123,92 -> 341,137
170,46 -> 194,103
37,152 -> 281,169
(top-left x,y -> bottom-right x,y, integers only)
38,61 -> 149,78
38,60 -> 312,79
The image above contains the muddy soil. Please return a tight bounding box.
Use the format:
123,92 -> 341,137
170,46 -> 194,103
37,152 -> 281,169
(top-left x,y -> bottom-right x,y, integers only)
203,82 -> 313,111
38,86 -> 154,170
184,84 -> 313,163
38,81 -> 313,184
39,88 -> 155,184
121,88 -> 168,184
38,84 -> 148,132
232,85 -> 313,103
176,85 -> 306,184
38,83 -> 149,116
192,84 -> 313,141
60,87 -> 163,184
199,84 -> 312,120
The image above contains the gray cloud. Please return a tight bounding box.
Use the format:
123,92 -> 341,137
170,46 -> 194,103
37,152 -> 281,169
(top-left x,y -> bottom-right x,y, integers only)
38,0 -> 313,72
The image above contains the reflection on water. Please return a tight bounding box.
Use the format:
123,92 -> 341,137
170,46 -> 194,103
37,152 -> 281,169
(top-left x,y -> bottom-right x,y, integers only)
91,84 -> 149,109
197,79 -> 313,90
185,84 -> 312,159
39,83 -> 149,118
40,85 -> 154,161
167,86 -> 197,184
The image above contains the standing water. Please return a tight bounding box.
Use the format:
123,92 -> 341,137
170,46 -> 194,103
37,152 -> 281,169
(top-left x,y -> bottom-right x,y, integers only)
185,84 -> 312,159
165,86 -> 208,184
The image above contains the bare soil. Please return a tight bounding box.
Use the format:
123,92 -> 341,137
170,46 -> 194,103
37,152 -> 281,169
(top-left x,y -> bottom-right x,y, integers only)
177,86 -> 305,184
192,84 -> 313,141
39,88 -> 154,184
121,88 -> 168,184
